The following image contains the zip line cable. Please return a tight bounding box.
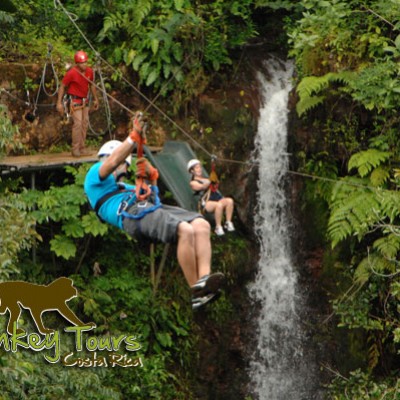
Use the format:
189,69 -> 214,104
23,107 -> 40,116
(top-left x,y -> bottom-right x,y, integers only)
0,91 -> 390,193
2,1 -> 392,194
53,0 -> 213,158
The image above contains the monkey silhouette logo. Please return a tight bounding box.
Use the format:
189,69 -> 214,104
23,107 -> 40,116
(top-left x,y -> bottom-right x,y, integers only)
0,277 -> 96,335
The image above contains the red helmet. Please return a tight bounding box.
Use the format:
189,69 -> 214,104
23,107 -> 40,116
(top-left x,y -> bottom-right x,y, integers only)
74,50 -> 88,63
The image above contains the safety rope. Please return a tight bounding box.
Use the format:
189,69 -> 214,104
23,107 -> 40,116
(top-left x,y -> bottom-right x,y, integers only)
32,43 -> 59,116
39,43 -> 59,97
0,87 -> 54,108
87,57 -> 113,139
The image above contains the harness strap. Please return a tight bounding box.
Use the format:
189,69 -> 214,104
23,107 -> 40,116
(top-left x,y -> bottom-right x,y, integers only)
121,202 -> 162,220
121,186 -> 162,220
94,188 -> 129,217
94,186 -> 162,222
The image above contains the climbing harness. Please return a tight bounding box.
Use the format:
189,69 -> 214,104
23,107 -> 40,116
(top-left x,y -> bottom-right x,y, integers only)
120,186 -> 162,221
94,184 -> 162,222
208,155 -> 220,193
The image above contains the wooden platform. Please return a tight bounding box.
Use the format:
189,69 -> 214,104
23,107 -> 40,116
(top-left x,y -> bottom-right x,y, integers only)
0,146 -> 162,175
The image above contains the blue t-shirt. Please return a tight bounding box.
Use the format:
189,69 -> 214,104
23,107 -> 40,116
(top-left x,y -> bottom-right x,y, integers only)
84,162 -> 136,228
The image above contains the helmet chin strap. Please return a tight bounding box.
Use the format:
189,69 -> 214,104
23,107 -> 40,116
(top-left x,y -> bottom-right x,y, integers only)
116,171 -> 127,181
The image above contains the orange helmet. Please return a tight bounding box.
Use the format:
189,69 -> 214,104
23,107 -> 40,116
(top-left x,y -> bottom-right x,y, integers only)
74,50 -> 88,63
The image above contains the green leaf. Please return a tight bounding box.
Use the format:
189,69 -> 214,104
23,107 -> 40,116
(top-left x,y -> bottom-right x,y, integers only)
146,69 -> 159,86
82,212 -> 109,237
50,235 -> 76,260
174,0 -> 185,11
62,219 -> 85,238
151,38 -> 159,55
395,33 -> 400,50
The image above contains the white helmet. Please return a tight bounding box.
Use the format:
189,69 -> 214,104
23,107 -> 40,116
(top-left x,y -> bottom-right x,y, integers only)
187,159 -> 200,172
97,140 -> 132,166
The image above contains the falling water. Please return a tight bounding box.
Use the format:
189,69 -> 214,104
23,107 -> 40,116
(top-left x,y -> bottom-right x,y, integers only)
249,58 -> 321,400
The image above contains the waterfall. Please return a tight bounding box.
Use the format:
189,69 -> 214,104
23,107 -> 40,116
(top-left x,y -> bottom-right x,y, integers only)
249,58 -> 321,400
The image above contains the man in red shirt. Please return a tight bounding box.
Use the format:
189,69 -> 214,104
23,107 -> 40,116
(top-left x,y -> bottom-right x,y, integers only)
56,50 -> 99,157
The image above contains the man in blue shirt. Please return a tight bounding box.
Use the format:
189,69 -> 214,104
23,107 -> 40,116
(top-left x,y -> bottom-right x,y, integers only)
84,114 -> 225,309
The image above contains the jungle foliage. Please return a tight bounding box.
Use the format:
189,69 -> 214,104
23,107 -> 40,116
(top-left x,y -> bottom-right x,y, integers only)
288,0 -> 400,397
0,0 -> 257,111
0,0 -> 259,397
3,0 -> 400,398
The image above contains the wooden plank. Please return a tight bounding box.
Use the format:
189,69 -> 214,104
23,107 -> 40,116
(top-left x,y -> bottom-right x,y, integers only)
0,146 -> 163,174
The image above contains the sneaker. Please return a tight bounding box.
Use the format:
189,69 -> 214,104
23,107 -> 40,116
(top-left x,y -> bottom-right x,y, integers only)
192,291 -> 221,310
191,272 -> 226,297
215,226 -> 225,236
224,221 -> 235,232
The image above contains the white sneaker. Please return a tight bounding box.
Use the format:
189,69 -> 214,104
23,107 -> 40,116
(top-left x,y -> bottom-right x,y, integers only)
224,221 -> 235,232
215,226 -> 225,236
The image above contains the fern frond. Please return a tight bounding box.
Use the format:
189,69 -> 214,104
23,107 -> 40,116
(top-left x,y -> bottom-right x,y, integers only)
296,95 -> 325,117
134,0 -> 153,26
368,338 -> 380,371
296,71 -> 356,117
373,234 -> 400,259
380,191 -> 400,222
348,149 -> 391,177
370,166 -> 390,187
328,186 -> 381,247
354,252 -> 395,284
297,74 -> 331,98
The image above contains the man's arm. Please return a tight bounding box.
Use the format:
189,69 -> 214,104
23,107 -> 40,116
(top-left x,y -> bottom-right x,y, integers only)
98,139 -> 134,180
56,83 -> 66,114
190,178 -> 210,191
90,83 -> 99,110
98,112 -> 147,179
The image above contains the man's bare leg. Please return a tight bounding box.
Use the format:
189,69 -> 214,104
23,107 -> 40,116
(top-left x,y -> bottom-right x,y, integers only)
176,222 -> 200,286
191,218 -> 212,279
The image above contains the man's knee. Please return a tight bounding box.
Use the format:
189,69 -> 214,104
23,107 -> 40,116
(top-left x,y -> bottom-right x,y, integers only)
191,218 -> 211,233
177,221 -> 195,240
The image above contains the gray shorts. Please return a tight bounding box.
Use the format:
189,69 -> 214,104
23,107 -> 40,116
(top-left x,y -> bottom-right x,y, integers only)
122,203 -> 204,243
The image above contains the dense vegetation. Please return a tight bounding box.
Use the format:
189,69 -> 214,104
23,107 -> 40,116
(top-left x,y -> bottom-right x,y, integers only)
2,0 -> 400,398
287,0 -> 400,398
0,1 -> 257,399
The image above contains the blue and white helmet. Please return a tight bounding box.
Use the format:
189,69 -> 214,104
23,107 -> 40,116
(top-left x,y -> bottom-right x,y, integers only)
97,140 -> 132,166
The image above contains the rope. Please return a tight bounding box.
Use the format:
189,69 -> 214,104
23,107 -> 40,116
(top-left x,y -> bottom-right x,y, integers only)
32,43 -> 59,115
39,43 -> 59,97
53,0 -> 213,158
0,87 -> 54,108
50,0 -> 397,195
87,58 -> 113,139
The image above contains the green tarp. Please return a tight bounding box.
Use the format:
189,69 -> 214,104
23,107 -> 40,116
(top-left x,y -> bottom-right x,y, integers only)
144,141 -> 209,212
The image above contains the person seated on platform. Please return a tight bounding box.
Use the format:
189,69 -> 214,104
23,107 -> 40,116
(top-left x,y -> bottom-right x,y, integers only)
84,114 -> 225,310
56,50 -> 99,157
187,159 -> 235,236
